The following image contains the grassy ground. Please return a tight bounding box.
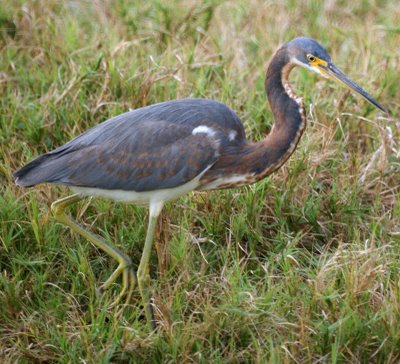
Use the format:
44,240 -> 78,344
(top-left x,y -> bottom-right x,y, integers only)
1,0 -> 400,362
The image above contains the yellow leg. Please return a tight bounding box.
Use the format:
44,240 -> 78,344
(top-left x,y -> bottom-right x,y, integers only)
51,194 -> 136,307
137,201 -> 163,330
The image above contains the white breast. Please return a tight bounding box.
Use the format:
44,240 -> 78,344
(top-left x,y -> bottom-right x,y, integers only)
200,173 -> 256,190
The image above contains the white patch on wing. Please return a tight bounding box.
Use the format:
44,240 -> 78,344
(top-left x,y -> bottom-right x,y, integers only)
72,164 -> 213,205
228,130 -> 237,141
192,125 -> 216,137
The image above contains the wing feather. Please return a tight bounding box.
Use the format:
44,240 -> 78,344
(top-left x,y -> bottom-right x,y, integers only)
14,98 -> 244,190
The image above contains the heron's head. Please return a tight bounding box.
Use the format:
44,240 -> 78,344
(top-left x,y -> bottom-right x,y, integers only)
284,37 -> 387,113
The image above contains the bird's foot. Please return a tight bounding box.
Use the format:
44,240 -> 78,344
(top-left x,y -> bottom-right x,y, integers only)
96,258 -> 137,308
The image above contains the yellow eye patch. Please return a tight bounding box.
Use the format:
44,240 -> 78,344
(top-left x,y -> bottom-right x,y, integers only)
310,57 -> 328,68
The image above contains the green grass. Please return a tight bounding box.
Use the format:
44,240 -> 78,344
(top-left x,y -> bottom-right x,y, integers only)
1,0 -> 400,362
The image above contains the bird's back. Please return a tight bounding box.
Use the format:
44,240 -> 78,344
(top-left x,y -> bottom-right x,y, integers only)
14,98 -> 246,192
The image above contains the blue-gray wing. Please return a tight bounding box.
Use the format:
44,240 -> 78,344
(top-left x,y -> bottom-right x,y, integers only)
14,98 -> 246,191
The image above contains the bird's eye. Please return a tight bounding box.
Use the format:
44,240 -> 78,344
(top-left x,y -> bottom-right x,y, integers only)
307,54 -> 316,62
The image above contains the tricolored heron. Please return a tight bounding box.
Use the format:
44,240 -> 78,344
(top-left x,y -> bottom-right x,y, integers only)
14,37 -> 386,329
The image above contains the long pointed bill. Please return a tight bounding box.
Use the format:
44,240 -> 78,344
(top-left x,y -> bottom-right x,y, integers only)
317,63 -> 387,113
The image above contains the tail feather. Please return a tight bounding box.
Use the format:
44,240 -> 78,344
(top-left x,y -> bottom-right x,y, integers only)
13,152 -> 70,187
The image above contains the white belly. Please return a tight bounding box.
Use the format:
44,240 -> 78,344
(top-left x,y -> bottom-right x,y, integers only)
72,166 -> 211,206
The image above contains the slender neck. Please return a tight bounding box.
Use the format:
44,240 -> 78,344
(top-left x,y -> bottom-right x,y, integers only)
199,48 -> 308,190
251,47 -> 307,179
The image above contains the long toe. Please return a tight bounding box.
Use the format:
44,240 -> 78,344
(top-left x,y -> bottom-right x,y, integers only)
99,264 -> 125,292
123,267 -> 137,306
109,265 -> 137,308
